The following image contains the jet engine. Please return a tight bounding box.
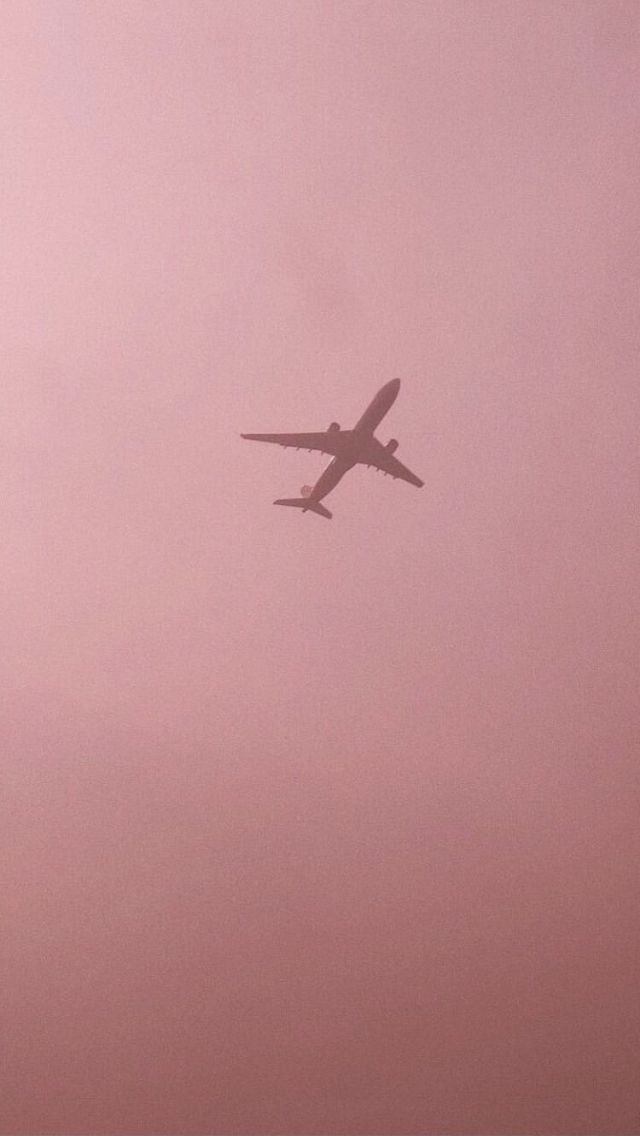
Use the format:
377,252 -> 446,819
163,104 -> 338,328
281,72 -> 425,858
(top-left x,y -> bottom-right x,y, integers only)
386,438 -> 399,453
328,421 -> 340,432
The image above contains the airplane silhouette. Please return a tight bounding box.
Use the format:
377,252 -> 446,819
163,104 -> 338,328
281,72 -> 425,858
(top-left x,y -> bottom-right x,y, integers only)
241,378 -> 423,519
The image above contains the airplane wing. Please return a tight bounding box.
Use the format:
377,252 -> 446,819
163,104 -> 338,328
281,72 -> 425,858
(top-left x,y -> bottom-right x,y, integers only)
241,431 -> 342,456
368,449 -> 424,488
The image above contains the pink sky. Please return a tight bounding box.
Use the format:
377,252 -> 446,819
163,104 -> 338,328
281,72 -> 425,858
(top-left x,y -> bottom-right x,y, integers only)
2,2 -> 639,1133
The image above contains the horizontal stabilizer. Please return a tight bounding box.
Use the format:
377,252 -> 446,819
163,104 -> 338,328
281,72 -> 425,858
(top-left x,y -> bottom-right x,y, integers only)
274,497 -> 332,520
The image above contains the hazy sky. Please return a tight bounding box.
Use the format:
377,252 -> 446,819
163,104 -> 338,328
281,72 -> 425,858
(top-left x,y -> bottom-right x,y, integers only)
2,2 -> 639,1133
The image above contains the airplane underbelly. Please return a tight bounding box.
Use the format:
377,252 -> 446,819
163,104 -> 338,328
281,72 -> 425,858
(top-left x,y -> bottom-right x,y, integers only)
314,457 -> 352,499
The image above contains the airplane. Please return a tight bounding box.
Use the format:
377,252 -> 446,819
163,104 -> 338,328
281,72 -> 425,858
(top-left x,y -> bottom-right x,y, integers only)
241,377 -> 423,519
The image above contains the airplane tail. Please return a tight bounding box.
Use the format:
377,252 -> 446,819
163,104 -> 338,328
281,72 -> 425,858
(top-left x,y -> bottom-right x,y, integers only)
274,497 -> 332,520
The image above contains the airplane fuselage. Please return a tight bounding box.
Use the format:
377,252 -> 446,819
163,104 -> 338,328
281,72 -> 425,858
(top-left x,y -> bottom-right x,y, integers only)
354,376 -> 401,434
307,454 -> 354,504
304,378 -> 401,507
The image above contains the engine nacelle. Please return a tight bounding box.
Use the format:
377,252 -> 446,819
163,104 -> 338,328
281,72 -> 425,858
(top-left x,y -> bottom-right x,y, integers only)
386,438 -> 399,453
328,421 -> 340,432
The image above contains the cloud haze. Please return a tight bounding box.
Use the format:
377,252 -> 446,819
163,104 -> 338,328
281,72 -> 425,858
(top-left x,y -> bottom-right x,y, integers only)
2,2 -> 639,1133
